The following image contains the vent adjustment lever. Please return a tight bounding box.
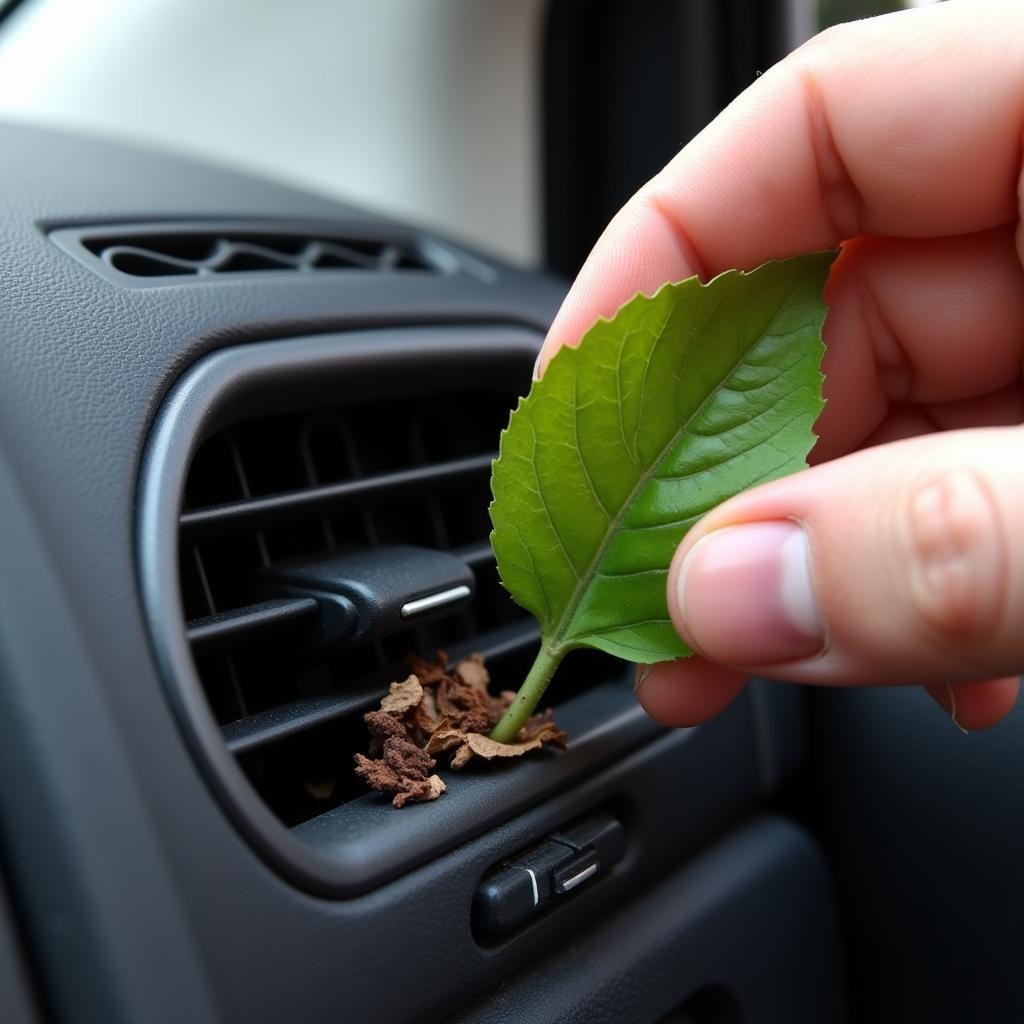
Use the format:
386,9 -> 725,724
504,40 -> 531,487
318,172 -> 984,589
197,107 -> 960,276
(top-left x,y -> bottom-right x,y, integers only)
259,544 -> 475,650
473,813 -> 626,938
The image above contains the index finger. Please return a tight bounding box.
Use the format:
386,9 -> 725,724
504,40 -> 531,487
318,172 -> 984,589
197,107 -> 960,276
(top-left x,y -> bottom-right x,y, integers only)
540,1 -> 1024,367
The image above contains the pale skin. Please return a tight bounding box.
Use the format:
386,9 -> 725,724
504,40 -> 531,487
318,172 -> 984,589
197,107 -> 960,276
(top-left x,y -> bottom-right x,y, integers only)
536,1 -> 1024,732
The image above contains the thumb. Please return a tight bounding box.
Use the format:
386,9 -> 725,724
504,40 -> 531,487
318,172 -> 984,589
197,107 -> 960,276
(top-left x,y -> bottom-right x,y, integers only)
668,426 -> 1024,689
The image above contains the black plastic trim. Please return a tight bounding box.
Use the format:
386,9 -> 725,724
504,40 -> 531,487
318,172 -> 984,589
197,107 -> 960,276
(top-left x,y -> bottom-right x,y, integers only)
0,878 -> 39,1024
138,326 -> 664,896
179,452 -> 495,537
455,541 -> 496,568
453,816 -> 847,1024
186,597 -> 320,651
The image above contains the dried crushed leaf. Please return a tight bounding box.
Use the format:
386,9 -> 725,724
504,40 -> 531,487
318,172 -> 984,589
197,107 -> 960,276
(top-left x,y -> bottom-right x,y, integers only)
452,732 -> 544,769
354,651 -> 567,806
454,653 -> 489,692
520,707 -> 568,743
435,678 -> 491,733
407,688 -> 441,746
425,708 -> 567,769
406,651 -> 451,687
422,719 -> 465,753
455,733 -> 545,768
379,675 -> 423,715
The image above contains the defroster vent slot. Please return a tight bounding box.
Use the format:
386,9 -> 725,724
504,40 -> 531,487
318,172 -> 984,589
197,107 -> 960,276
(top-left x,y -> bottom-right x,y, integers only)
49,219 -> 472,285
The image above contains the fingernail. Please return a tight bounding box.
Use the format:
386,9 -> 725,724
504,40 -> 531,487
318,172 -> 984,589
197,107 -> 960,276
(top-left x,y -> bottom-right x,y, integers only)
676,521 -> 824,665
634,664 -> 655,693
929,684 -> 971,734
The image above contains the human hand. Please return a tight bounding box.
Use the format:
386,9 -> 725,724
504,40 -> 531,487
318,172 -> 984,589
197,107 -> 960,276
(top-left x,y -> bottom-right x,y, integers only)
535,1 -> 1024,731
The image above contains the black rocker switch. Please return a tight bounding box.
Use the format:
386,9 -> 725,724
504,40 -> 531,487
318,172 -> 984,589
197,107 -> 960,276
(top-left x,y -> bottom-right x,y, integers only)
550,813 -> 626,895
473,813 -> 626,938
551,813 -> 627,866
472,841 -> 576,937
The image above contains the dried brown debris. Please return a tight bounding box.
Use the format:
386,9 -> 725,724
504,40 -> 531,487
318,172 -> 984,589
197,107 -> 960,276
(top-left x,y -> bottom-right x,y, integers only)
353,736 -> 446,809
353,652 -> 567,807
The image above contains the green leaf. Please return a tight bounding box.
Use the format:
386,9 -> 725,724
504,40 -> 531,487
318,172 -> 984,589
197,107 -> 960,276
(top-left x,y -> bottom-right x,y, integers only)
488,252 -> 834,742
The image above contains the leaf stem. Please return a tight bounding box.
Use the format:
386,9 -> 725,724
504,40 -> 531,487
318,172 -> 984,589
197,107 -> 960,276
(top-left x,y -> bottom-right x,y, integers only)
489,644 -> 565,744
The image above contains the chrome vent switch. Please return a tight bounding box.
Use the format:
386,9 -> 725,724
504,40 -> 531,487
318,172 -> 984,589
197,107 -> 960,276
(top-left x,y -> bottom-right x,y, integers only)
260,545 -> 475,649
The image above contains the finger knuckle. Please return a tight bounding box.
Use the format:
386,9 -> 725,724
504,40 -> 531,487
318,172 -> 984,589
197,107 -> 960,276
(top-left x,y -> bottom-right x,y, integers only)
904,468 -> 1007,641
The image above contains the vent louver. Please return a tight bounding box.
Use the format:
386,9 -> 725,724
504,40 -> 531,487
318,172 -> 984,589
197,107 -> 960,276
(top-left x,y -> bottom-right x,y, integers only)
140,327 -> 646,895
180,387 -> 538,826
49,220 -> 466,284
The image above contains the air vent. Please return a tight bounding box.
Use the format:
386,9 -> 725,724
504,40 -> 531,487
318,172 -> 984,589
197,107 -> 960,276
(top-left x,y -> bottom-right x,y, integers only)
49,220 -> 471,285
139,327 -> 653,896
180,384 -> 541,827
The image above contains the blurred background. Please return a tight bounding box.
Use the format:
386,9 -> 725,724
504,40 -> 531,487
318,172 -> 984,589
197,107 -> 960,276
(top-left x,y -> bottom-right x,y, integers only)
0,0 -> 934,275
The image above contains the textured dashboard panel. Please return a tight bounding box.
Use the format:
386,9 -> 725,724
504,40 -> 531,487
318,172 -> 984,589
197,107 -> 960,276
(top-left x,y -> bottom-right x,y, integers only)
453,817 -> 847,1024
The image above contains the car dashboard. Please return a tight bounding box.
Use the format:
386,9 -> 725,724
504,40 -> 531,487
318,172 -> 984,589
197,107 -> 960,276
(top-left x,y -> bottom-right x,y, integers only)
0,117 -> 901,1024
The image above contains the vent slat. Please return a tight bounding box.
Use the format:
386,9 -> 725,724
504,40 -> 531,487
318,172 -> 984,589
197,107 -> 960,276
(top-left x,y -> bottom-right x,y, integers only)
172,369 -> 551,827
186,597 -> 320,652
222,620 -> 541,755
223,692 -> 376,756
454,541 -> 495,569
180,453 -> 495,538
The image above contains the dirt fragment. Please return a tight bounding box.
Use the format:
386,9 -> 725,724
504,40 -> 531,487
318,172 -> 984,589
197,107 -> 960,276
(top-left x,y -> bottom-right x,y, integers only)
353,736 -> 446,809
355,651 -> 566,806
364,712 -> 403,745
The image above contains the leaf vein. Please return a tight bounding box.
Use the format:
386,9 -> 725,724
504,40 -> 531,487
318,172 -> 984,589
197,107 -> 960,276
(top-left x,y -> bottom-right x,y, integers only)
527,413 -> 581,582
586,616 -> 673,632
615,333 -> 640,470
572,370 -> 612,520
631,297 -> 676,456
670,286 -> 734,427
510,520 -> 551,624
552,277 -> 819,646
654,409 -> 809,483
626,450 -> 803,531
594,566 -> 667,580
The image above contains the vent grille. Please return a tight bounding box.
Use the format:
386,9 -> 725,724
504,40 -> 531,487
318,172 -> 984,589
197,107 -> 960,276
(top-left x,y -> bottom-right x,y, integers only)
176,364 -> 607,828
50,221 -> 462,283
